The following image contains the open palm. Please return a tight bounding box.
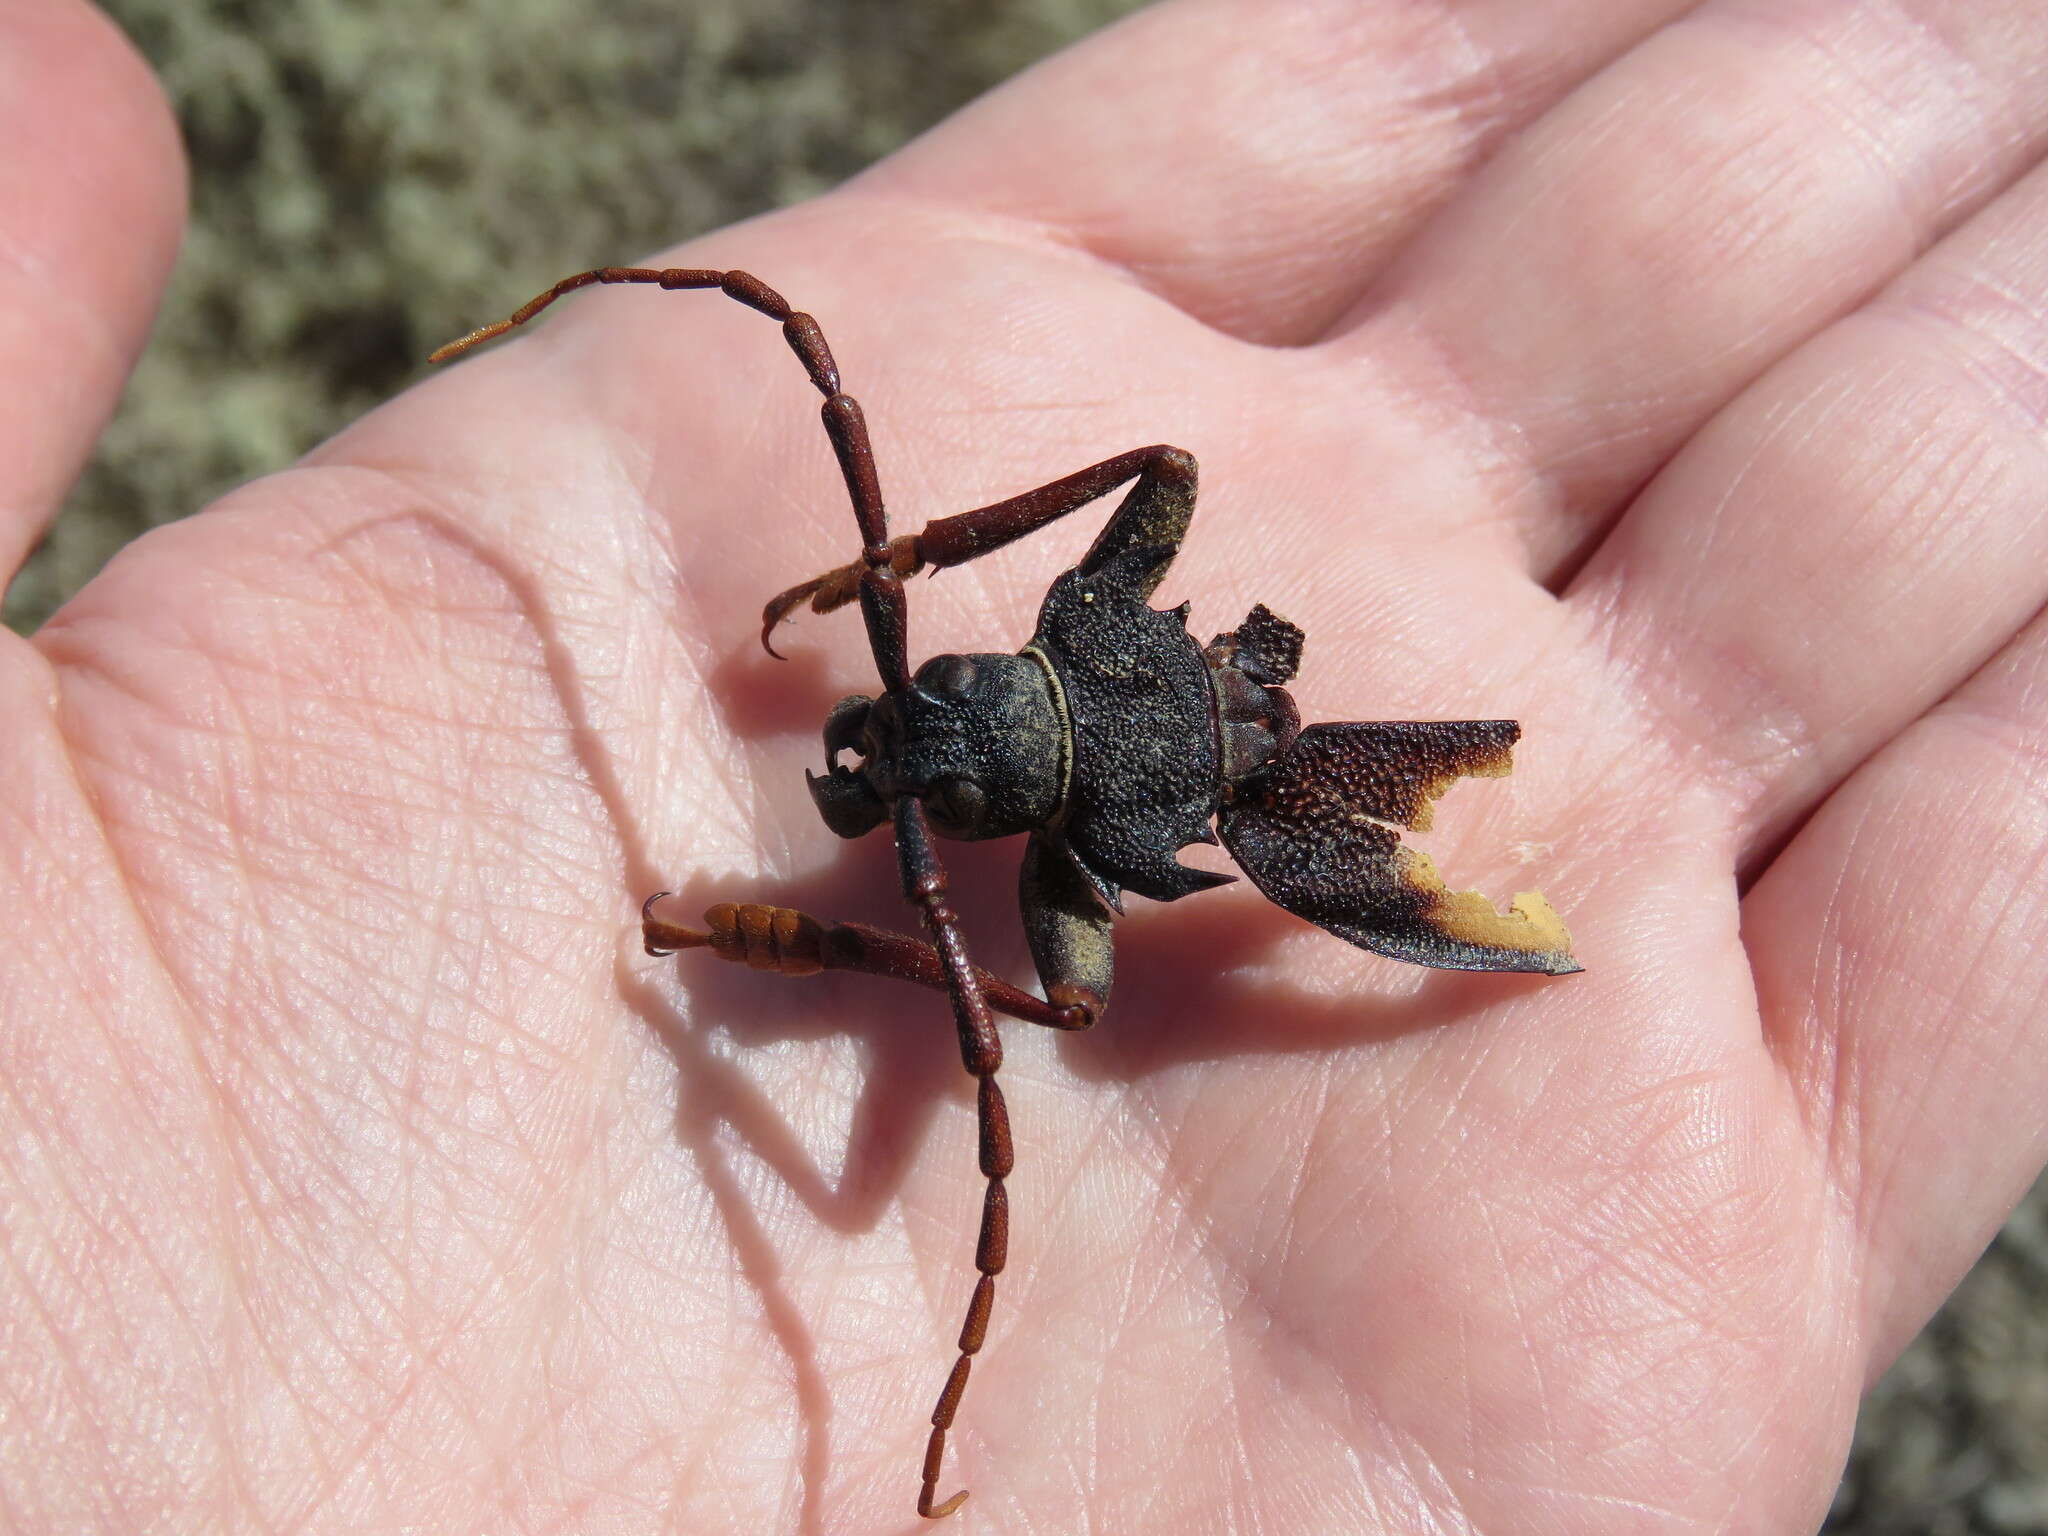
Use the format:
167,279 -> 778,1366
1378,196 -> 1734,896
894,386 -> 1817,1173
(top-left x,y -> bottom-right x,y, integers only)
10,2 -> 2048,1531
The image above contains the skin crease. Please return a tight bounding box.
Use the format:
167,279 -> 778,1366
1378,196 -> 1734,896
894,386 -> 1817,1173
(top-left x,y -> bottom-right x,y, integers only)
7,0 -> 2048,1530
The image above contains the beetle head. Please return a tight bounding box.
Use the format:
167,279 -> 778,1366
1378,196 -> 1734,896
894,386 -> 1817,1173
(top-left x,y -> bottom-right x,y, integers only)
807,652 -> 1065,842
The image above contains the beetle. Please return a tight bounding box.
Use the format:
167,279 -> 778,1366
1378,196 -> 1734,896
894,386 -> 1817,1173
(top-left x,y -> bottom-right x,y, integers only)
433,266 -> 1581,1519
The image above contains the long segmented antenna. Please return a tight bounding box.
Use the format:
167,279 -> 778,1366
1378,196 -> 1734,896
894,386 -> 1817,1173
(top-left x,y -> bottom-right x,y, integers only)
435,269 -> 1007,1519
889,796 -> 1011,1520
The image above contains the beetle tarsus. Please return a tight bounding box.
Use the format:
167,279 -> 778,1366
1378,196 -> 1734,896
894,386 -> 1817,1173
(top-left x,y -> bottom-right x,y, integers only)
761,535 -> 922,656
640,891 -> 714,957
1045,981 -> 1103,1030
919,1484 -> 969,1520
760,574 -> 828,655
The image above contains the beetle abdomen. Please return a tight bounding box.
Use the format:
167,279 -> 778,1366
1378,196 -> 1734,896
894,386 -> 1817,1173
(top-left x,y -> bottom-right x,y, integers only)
1206,603 -> 1305,789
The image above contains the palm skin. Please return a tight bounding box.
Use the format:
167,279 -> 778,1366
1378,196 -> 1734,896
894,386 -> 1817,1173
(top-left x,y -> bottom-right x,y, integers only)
9,2 -> 2048,1532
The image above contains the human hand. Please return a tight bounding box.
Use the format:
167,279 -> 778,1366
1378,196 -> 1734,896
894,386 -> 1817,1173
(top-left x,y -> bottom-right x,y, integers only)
8,2 -> 2048,1531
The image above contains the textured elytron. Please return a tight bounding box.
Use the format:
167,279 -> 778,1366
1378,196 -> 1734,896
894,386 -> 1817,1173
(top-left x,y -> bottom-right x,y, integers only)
1218,721 -> 1579,974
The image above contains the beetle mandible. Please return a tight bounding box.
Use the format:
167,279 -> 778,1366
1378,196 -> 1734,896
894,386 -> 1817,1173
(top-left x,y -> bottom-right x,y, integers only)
433,265 -> 1582,1520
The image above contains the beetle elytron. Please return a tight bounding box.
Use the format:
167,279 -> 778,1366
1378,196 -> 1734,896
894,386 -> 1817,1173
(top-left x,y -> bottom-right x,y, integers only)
434,266 -> 1579,1519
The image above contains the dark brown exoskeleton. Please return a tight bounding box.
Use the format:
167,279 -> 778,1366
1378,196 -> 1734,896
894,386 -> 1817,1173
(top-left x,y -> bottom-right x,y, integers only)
434,267 -> 1581,1520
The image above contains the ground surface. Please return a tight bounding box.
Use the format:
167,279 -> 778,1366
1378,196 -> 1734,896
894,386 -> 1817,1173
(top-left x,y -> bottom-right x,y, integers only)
12,2 -> 2044,1530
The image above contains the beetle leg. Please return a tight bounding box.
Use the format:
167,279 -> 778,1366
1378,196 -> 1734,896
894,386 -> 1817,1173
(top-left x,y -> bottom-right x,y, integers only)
642,894 -> 1094,1030
919,444 -> 1196,588
761,445 -> 1200,653
1018,834 -> 1113,1029
760,534 -> 922,657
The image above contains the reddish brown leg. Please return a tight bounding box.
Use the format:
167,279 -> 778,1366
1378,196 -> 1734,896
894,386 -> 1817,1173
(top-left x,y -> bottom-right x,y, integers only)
642,894 -> 1096,1031
761,444 -> 1199,651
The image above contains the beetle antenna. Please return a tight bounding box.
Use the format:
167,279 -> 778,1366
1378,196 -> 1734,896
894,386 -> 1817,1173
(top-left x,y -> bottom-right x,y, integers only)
430,264 -> 914,681
890,797 -> 1008,1521
428,265 -> 841,381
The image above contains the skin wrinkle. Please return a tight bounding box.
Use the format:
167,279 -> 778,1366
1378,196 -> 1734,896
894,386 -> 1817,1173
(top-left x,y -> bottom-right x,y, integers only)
1039,1093 -> 1133,1246
1870,0 -> 2045,213
1812,899 -> 1864,1204
1341,0 -> 2048,618
1669,379 -> 2007,840
1259,1088 -> 1335,1263
1832,803 -> 2007,1259
1715,1 -> 1955,241
1105,1077 -> 1305,1521
1701,1358 -> 1808,1523
1387,1030 -> 1513,1210
0,223 -> 135,388
1887,277 -> 2048,436
16,637 -> 224,1143
622,1003 -> 908,1534
192,634 -> 286,1050
0,1129 -> 135,1515
1221,1375 -> 1258,1536
651,524 -> 806,875
1469,1195 -> 1564,1498
1566,1182 -> 1776,1361
1721,0 -> 1964,254
1581,562 -> 1816,862
1642,1155 -> 1793,1298
224,1259 -> 345,1534
1088,0 -> 1459,326
1116,1170 -> 1192,1460
1385,0 -> 1520,138
0,922 -> 206,1282
229,1146 -> 385,1433
1253,1087 -> 1316,1294
895,0 -> 1712,347
1351,315 -> 1565,587
61,487 -> 638,1531
1275,1072 -> 1345,1262
0,824 -> 110,1018
299,465 -> 693,885
1939,677 -> 2048,773
0,731 -> 251,1525
1593,1326 -> 1780,1466
14,1112 -> 219,1464
397,1301 -> 520,1522
1156,1085 -> 1468,1530
1505,1165 -> 1801,1448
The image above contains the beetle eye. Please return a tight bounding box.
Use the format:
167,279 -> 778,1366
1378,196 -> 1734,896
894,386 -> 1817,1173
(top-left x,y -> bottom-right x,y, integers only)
914,654 -> 978,699
926,775 -> 988,833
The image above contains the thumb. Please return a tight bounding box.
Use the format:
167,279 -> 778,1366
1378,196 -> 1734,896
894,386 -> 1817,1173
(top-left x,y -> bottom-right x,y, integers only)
0,0 -> 183,602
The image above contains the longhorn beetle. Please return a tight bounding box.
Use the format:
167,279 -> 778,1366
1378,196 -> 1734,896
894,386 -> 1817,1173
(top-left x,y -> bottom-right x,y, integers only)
433,266 -> 1582,1519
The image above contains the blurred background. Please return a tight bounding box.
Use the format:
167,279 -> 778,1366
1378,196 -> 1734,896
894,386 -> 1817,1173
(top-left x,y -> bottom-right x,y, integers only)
14,2 -> 2045,1528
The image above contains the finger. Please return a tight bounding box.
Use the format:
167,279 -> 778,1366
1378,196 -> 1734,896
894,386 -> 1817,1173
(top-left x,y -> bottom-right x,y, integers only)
0,0 -> 184,592
1570,152 -> 2048,863
1742,603 -> 2048,1370
862,0 -> 1701,344
1337,0 -> 2048,573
